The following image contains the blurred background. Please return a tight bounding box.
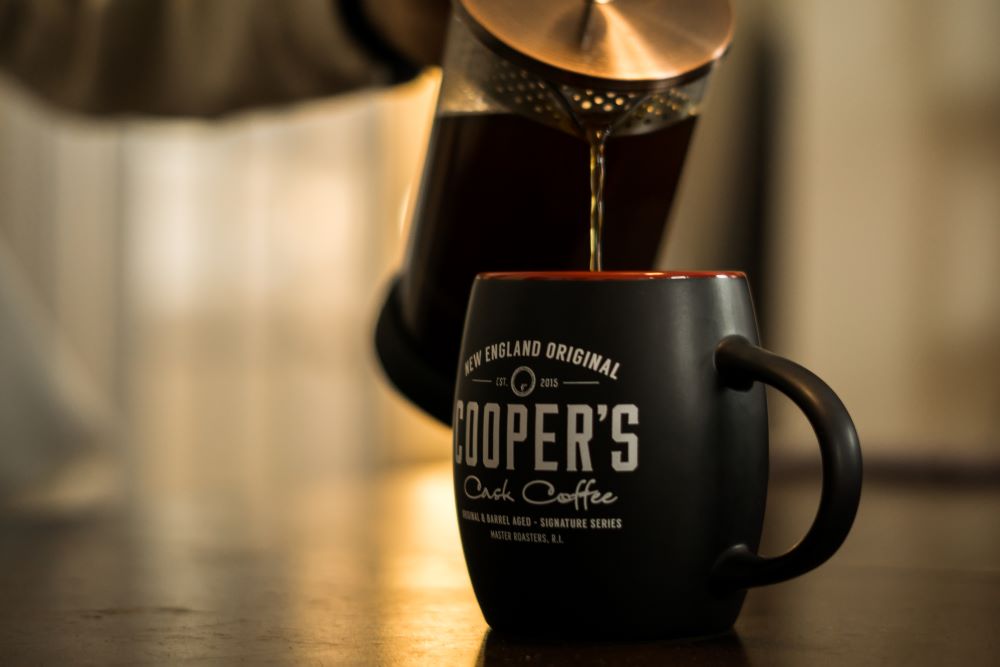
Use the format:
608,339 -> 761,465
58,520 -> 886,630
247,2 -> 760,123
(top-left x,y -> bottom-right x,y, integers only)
0,2 -> 998,663
0,0 -> 997,511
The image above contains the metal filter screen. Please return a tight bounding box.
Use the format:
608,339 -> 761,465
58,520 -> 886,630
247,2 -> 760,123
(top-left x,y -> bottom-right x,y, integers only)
437,13 -> 710,138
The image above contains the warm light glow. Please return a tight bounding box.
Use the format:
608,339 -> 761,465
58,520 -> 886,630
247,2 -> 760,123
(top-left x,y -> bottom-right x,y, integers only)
373,462 -> 485,663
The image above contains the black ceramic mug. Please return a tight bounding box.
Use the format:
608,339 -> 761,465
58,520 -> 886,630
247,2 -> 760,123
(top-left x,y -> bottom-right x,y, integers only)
452,271 -> 862,639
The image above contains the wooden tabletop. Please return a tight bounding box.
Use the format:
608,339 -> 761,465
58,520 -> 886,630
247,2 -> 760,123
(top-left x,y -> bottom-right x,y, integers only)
1,458 -> 998,665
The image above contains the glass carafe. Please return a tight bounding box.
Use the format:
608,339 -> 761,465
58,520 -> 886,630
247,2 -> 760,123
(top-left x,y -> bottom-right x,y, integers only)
377,0 -> 733,423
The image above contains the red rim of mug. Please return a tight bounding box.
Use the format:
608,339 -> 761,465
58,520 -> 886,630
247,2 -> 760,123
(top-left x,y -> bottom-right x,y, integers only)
479,271 -> 746,280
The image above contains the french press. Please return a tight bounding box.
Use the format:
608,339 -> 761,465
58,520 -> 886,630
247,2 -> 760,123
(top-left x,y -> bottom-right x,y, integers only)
376,0 -> 733,423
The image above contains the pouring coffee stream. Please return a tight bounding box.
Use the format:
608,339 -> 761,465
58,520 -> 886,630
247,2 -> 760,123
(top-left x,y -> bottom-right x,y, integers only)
576,0 -> 625,272
545,79 -> 645,272
376,0 -> 734,422
576,1 -> 611,273
588,128 -> 608,271
558,96 -> 659,272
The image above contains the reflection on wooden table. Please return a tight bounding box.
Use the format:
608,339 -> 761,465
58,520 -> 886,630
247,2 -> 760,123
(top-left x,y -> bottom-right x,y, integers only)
1,454 -> 998,665
1,275 -> 998,665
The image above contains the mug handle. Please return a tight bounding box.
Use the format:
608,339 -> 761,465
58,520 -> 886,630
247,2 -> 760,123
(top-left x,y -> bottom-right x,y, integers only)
710,335 -> 863,589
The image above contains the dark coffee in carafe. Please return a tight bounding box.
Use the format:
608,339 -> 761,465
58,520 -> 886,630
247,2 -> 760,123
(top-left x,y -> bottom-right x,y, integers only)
376,0 -> 734,423
400,112 -> 697,377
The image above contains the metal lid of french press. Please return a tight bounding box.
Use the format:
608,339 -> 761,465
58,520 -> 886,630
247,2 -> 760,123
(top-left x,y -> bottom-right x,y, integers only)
455,0 -> 733,90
